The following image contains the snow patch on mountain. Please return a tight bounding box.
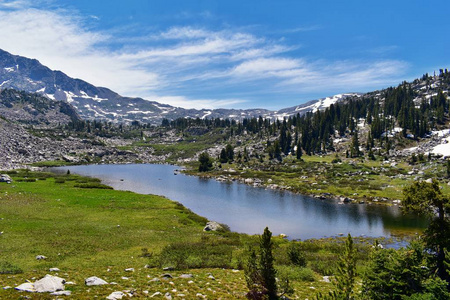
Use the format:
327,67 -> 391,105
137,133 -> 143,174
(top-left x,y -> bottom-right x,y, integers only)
0,80 -> 10,87
432,136 -> 450,157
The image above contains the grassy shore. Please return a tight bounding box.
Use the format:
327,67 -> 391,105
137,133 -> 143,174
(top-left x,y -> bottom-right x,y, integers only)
186,154 -> 450,205
0,170 -> 390,299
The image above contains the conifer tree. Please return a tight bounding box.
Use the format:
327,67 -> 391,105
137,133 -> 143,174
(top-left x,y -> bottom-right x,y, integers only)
350,130 -> 361,158
316,234 -> 357,300
403,180 -> 450,285
296,142 -> 302,160
260,227 -> 277,299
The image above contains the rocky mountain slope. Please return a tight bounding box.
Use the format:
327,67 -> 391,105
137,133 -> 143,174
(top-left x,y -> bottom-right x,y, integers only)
0,48 -> 354,124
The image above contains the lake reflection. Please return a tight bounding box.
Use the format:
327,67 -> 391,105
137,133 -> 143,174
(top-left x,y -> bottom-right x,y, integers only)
53,164 -> 426,239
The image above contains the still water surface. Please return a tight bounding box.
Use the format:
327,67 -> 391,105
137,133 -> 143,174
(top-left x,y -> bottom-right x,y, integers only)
55,164 -> 426,240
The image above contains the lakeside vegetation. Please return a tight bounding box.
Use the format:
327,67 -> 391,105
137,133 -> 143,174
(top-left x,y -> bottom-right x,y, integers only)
0,170 -> 448,299
0,170 -> 412,298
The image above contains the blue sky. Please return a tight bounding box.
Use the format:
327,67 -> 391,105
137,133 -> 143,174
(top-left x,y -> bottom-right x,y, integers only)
0,0 -> 448,109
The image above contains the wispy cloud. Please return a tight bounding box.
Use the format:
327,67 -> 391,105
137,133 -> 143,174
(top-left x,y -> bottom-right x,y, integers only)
0,0 -> 30,9
283,25 -> 322,33
0,3 -> 409,109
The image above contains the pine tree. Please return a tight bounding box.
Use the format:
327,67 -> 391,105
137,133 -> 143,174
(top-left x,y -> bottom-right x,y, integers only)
244,227 -> 278,299
198,152 -> 213,172
350,131 -> 361,158
296,142 -> 302,160
260,227 -> 277,299
316,234 -> 357,300
403,180 -> 450,285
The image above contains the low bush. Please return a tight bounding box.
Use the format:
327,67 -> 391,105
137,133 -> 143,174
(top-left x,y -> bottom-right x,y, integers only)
0,261 -> 23,274
276,265 -> 315,282
74,183 -> 113,189
157,234 -> 238,269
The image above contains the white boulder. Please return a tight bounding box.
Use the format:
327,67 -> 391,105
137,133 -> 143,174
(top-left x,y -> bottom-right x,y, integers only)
85,276 -> 108,286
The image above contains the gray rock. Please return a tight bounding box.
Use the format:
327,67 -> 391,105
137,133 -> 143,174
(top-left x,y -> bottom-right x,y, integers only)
3,286 -> 11,290
164,292 -> 172,300
0,174 -> 12,183
203,221 -> 223,232
51,290 -> 72,296
34,274 -> 65,293
151,291 -> 162,297
179,274 -> 193,279
85,276 -> 108,286
49,267 -> 60,272
35,255 -> 47,260
107,291 -> 125,300
125,268 -> 134,272
15,282 -> 35,292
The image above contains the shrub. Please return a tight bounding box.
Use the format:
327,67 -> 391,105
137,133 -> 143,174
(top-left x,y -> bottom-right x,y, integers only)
74,183 -> 113,189
158,235 -> 236,269
0,261 -> 23,274
287,243 -> 307,267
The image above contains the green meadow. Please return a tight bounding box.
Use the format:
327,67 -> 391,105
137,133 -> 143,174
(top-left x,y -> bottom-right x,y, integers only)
0,170 -> 387,299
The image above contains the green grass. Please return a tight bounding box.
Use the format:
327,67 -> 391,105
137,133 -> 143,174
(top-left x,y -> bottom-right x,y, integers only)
0,171 -> 395,299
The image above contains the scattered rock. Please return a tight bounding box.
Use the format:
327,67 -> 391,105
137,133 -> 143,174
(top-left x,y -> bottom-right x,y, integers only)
203,221 -> 223,232
164,292 -> 172,300
163,266 -> 175,271
51,290 -> 72,296
208,274 -> 215,280
161,273 -> 173,279
322,276 -> 331,283
35,255 -> 47,260
125,268 -> 134,272
151,291 -> 162,297
49,268 -> 60,272
107,291 -> 125,300
34,274 -> 65,293
179,274 -> 193,279
3,286 -> 11,290
85,276 -> 108,286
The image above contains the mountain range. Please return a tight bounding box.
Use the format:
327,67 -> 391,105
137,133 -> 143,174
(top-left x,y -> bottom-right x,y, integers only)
0,48 -> 358,124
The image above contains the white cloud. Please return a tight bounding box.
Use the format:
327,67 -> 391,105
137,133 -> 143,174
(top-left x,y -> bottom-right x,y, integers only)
159,26 -> 211,40
0,0 -> 30,9
153,95 -> 248,109
0,8 -> 161,94
232,57 -> 302,76
0,4 -> 409,109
